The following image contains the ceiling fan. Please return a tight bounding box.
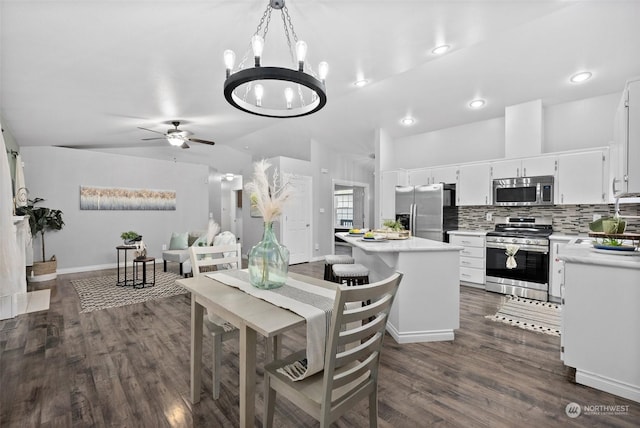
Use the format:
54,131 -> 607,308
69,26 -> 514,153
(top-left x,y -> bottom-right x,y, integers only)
138,121 -> 215,149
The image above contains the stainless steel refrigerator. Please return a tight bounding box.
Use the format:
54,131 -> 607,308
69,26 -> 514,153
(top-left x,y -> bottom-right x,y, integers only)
395,183 -> 458,242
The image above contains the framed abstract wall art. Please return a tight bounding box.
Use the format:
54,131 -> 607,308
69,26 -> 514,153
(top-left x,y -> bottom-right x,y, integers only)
80,186 -> 176,210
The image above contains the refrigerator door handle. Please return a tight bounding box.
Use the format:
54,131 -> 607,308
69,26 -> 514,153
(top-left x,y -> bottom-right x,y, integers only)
411,203 -> 417,234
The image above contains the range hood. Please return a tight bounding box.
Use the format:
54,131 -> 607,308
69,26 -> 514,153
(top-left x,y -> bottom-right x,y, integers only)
505,99 -> 543,158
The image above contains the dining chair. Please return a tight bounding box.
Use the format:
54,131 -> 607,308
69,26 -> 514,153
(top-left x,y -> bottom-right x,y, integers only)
263,272 -> 403,428
189,243 -> 242,399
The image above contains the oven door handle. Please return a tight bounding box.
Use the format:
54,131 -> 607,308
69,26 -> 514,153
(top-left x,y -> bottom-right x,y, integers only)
486,242 -> 549,254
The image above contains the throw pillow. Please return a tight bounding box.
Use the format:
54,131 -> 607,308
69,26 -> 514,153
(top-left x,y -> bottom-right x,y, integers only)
192,235 -> 208,247
169,232 -> 189,250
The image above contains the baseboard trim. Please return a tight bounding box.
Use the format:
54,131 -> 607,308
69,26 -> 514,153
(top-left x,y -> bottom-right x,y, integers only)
575,369 -> 640,403
57,259 -> 163,275
385,323 -> 455,344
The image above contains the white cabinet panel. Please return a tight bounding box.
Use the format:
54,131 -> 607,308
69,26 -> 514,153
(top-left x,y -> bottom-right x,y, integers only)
450,234 -> 485,286
557,150 -> 607,204
457,163 -> 491,206
491,159 -> 522,179
431,166 -> 458,184
491,156 -> 557,179
522,156 -> 557,177
408,169 -> 431,186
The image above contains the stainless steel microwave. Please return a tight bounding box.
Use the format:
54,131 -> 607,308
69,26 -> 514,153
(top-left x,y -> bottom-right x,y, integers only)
492,176 -> 554,206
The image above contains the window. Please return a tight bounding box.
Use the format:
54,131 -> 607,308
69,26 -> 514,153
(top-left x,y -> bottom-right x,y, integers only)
334,189 -> 353,227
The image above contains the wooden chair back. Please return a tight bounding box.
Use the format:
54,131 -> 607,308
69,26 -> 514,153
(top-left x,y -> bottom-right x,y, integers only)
320,272 -> 403,423
189,243 -> 242,276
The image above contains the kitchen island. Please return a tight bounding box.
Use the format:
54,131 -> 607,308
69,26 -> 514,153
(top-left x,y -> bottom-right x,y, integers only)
337,233 -> 462,343
559,243 -> 640,403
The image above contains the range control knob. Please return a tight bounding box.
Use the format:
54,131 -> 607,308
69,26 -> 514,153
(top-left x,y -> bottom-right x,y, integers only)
511,238 -> 517,243
525,239 -> 531,245
497,238 -> 504,243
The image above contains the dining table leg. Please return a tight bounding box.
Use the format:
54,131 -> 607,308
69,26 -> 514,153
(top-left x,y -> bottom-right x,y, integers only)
190,295 -> 204,404
239,324 -> 257,428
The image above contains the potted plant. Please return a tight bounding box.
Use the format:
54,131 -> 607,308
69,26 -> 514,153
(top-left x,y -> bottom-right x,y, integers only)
120,231 -> 142,245
15,197 -> 65,281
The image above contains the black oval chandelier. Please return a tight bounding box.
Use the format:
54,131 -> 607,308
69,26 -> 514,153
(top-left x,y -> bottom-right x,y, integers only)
223,0 -> 328,118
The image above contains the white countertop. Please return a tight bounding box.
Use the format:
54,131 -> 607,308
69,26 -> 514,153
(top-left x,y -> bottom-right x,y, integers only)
447,230 -> 489,237
558,243 -> 640,270
337,233 -> 463,253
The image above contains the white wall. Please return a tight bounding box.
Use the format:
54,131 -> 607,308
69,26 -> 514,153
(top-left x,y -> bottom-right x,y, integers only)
21,146 -> 210,272
544,92 -> 619,152
392,117 -> 505,169
388,91 -> 620,170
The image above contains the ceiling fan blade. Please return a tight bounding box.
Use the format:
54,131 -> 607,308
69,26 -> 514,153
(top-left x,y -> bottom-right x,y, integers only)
138,127 -> 166,135
180,142 -> 190,149
141,137 -> 165,141
188,137 -> 216,146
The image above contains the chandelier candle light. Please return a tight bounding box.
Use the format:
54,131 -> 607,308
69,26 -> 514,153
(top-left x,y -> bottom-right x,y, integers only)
223,0 -> 328,118
245,160 -> 293,289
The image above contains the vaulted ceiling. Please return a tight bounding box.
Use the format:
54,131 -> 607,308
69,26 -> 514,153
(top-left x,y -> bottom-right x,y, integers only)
2,1 -> 640,171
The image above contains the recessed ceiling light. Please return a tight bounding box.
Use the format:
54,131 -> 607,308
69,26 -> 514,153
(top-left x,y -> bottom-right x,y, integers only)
354,79 -> 369,87
469,99 -> 486,109
401,116 -> 416,126
431,45 -> 450,55
570,71 -> 592,83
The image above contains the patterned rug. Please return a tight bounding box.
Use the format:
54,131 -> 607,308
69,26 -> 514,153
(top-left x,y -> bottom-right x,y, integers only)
486,295 -> 561,336
72,271 -> 186,313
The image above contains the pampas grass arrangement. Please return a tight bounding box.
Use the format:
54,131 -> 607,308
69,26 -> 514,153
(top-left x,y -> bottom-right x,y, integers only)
244,159 -> 293,223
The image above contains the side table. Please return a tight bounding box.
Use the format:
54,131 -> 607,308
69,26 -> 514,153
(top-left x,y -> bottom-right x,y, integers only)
133,257 -> 156,289
116,245 -> 137,286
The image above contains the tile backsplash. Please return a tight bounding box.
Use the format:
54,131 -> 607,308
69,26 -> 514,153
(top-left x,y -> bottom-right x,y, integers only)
458,203 -> 640,235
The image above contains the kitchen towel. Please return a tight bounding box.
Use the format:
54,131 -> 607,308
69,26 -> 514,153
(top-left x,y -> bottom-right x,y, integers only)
505,244 -> 519,269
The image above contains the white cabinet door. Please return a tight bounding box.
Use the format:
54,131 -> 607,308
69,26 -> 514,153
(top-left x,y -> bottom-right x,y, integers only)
431,166 -> 458,184
491,159 -> 522,179
557,150 -> 607,204
457,163 -> 491,206
408,169 -> 431,186
523,155 -> 557,177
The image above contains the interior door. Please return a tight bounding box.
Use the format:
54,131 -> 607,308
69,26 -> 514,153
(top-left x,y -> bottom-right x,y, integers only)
282,175 -> 312,265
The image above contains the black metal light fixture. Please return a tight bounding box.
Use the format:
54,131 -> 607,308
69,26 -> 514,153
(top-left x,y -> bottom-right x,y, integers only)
223,0 -> 328,118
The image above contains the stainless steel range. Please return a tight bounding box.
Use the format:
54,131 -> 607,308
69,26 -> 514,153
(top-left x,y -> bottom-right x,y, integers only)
485,217 -> 553,301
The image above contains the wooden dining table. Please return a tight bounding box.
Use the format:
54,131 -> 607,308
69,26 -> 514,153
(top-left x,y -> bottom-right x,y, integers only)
177,271 -> 335,428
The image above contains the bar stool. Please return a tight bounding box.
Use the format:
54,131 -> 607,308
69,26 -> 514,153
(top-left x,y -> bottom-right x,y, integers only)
332,263 -> 370,286
324,255 -> 354,281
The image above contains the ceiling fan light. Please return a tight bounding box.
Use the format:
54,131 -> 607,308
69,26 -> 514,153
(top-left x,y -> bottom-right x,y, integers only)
167,135 -> 184,146
401,116 -> 415,126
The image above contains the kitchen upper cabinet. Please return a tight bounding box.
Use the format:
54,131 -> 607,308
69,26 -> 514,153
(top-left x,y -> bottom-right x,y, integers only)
457,163 -> 491,206
557,150 -> 608,204
491,156 -> 557,179
408,166 -> 458,185
380,170 -> 407,223
431,166 -> 458,184
407,169 -> 431,186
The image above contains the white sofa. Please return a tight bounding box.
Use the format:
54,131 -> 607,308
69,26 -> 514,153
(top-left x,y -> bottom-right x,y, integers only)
162,231 -> 237,276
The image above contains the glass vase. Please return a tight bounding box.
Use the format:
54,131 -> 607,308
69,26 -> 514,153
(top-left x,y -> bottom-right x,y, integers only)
248,222 -> 290,289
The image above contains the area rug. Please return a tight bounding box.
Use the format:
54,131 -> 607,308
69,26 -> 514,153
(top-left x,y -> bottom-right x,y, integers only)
72,271 -> 186,313
486,295 -> 561,336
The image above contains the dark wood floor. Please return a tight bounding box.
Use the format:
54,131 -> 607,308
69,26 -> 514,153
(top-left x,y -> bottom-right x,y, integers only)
1,261 -> 637,427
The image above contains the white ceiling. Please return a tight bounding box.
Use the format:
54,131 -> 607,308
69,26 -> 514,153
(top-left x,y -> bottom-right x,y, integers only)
2,1 -> 640,171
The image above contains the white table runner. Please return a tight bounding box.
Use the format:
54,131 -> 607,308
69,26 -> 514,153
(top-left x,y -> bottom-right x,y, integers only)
207,270 -> 335,380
